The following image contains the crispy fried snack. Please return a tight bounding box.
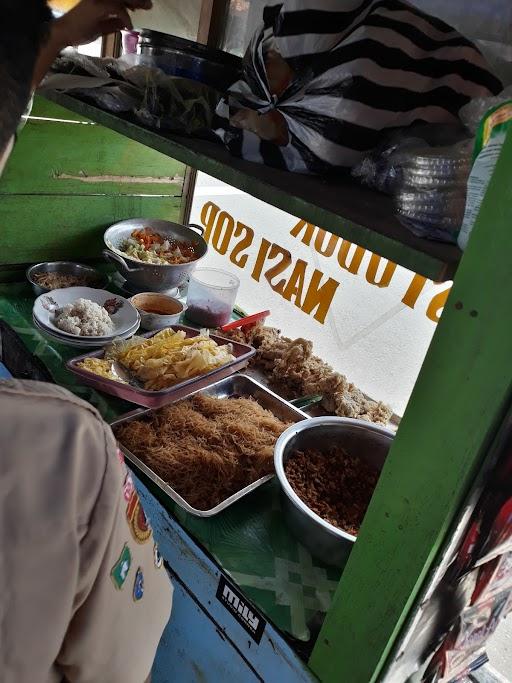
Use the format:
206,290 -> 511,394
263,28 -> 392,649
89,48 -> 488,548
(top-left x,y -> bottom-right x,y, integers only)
114,328 -> 235,391
223,324 -> 392,425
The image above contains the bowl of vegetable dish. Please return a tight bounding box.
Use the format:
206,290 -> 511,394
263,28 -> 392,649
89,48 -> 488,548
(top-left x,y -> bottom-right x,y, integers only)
103,218 -> 208,291
274,417 -> 394,567
26,261 -> 108,296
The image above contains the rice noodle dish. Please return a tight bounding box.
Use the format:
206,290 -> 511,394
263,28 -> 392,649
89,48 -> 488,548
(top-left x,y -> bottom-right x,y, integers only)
115,394 -> 292,510
55,298 -> 114,337
120,227 -> 198,266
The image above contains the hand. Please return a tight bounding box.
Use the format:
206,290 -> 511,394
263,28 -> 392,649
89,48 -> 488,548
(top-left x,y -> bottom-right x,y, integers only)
32,0 -> 152,87
54,0 -> 153,47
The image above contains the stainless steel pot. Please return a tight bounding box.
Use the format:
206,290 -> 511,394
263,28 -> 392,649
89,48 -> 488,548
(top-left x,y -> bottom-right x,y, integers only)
274,417 -> 394,568
26,261 -> 108,297
103,218 -> 208,292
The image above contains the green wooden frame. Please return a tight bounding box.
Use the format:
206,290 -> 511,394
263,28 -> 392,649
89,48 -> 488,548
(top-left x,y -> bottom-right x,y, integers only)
42,92 -> 460,282
1,98 -> 184,266
309,132 -> 512,682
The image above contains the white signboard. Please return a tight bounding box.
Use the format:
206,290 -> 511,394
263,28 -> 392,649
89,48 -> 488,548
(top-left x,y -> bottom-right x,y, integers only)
190,173 -> 452,416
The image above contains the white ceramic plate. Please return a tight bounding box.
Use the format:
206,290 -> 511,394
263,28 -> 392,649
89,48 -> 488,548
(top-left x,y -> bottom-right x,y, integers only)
33,287 -> 140,339
32,316 -> 139,348
33,313 -> 140,342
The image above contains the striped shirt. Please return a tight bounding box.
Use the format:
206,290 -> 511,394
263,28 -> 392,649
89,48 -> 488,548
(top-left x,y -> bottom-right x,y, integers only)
215,0 -> 502,173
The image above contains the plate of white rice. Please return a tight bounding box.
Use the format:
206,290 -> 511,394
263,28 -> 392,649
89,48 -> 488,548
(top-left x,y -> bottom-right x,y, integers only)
33,287 -> 140,339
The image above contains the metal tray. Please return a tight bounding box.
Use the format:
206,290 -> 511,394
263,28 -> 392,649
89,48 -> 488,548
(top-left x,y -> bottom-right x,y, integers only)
111,374 -> 308,517
66,324 -> 255,408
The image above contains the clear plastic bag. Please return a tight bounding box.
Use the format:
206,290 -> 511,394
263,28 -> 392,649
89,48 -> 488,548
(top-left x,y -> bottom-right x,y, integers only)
459,85 -> 512,133
42,53 -> 220,133
352,127 -> 473,242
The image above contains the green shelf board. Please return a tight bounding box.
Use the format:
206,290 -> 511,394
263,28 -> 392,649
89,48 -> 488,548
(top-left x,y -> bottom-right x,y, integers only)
42,91 -> 461,282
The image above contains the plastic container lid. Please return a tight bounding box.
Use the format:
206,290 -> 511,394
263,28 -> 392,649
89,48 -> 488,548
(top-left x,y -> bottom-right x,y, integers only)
190,268 -> 240,291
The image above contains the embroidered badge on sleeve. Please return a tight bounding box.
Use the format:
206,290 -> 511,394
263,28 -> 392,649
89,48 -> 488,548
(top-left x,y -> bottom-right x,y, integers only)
126,489 -> 152,544
154,543 -> 163,569
111,544 -> 132,590
133,568 -> 144,602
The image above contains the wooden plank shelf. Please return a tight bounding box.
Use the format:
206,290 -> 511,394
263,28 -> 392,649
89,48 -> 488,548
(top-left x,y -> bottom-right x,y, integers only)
42,90 -> 461,282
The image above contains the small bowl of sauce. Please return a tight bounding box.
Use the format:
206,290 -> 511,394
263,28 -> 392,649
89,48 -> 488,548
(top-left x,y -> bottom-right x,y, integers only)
130,292 -> 186,330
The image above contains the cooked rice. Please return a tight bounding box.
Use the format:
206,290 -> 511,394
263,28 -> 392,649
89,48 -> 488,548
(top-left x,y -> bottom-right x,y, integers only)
56,298 -> 114,337
114,394 -> 292,510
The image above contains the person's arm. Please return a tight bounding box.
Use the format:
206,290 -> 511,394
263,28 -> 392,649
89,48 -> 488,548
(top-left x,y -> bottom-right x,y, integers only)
32,0 -> 153,88
0,381 -> 172,683
56,420 -> 173,683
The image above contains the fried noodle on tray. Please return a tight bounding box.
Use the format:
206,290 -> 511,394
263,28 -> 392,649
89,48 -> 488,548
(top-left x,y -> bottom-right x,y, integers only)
114,394 -> 292,510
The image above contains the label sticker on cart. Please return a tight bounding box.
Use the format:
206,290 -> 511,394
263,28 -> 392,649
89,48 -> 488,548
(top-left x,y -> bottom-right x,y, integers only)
216,576 -> 266,643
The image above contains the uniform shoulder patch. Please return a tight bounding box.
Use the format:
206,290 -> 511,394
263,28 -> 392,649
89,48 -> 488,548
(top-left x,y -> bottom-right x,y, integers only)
111,544 -> 132,590
126,489 -> 152,544
154,543 -> 163,569
133,567 -> 144,602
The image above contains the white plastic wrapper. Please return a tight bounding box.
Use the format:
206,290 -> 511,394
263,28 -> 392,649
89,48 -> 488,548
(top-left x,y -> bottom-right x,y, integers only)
459,85 -> 512,133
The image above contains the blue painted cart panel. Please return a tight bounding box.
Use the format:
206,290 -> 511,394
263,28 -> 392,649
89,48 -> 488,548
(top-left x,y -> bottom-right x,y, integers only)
154,577 -> 261,683
134,474 -> 316,683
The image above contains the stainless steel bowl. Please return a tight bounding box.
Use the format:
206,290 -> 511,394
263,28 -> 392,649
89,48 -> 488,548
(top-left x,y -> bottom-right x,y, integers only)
274,417 -> 394,568
26,261 -> 108,297
103,218 -> 208,292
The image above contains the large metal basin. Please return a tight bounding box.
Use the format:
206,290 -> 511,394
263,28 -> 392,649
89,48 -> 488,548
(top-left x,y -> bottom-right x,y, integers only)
274,417 -> 394,568
103,218 -> 208,292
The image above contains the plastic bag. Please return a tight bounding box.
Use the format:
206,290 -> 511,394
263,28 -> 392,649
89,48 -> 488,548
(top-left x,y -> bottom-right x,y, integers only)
42,53 -> 221,134
127,67 -> 221,135
460,86 -> 512,133
39,72 -> 141,112
352,126 -> 473,242
214,0 -> 501,174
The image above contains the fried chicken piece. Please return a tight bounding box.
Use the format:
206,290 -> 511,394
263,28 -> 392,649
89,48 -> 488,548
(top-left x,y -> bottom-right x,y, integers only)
333,384 -> 366,419
362,400 -> 393,424
221,328 -> 247,345
221,324 -> 393,425
272,338 -> 313,393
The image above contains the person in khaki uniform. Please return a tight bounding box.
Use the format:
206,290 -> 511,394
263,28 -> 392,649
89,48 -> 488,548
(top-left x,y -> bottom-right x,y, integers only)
0,1 -> 173,682
0,382 -> 173,683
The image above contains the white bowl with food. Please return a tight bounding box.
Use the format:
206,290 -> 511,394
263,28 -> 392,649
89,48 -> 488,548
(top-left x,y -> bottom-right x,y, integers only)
130,292 -> 186,330
103,218 -> 208,291
33,287 -> 140,340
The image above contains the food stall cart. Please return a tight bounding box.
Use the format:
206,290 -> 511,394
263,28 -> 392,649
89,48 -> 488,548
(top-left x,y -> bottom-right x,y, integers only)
1,6 -> 511,678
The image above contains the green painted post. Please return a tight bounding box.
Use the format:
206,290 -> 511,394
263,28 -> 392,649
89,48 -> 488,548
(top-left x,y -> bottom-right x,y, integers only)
309,133 -> 512,682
